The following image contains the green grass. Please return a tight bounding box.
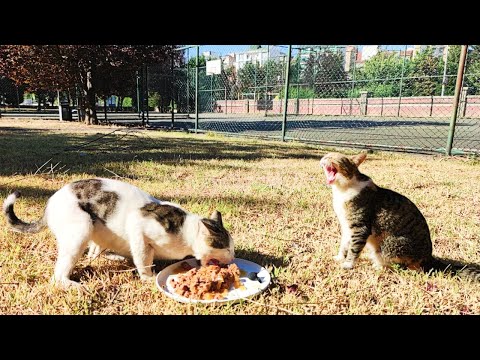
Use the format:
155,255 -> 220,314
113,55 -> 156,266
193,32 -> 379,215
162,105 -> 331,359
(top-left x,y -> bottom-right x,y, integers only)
0,118 -> 479,315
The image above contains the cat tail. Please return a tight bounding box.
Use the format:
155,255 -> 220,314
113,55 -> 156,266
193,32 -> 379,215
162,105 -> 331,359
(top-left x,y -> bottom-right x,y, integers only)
424,257 -> 480,282
2,191 -> 47,233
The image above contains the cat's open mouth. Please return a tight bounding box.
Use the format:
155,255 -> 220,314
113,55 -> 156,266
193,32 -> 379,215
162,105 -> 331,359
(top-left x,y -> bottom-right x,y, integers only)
323,165 -> 337,184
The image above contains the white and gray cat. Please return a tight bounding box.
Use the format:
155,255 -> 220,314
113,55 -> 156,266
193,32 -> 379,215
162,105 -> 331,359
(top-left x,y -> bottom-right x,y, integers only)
3,178 -> 235,289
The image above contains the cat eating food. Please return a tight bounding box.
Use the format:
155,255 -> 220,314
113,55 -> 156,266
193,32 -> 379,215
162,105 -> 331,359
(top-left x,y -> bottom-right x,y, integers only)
320,151 -> 480,281
3,178 -> 235,289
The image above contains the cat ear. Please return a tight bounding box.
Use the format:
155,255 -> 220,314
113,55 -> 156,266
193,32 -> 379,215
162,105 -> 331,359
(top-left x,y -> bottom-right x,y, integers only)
200,219 -> 214,234
351,152 -> 367,166
210,210 -> 223,227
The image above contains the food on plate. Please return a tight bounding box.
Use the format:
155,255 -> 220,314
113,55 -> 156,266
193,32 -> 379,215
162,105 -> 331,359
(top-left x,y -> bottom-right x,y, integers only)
169,262 -> 241,300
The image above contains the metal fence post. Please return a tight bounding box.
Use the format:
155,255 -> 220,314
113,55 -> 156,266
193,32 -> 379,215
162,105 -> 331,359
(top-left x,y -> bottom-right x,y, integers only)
136,70 -> 141,120
171,53 -> 175,128
459,86 -> 468,117
446,45 -> 468,156
281,45 -> 292,141
264,44 -> 269,117
397,45 -> 407,117
186,47 -> 190,116
145,64 -> 149,125
350,48 -> 357,115
210,74 -> 213,112
296,48 -> 301,115
195,45 -> 199,133
141,65 -> 146,125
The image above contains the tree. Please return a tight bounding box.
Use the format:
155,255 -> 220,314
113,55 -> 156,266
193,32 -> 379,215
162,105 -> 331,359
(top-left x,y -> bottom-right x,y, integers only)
410,47 -> 442,96
439,45 -> 462,96
237,62 -> 262,98
463,45 -> 480,95
148,62 -> 174,113
0,76 -> 25,106
220,65 -> 238,100
0,45 -> 177,124
237,59 -> 285,99
95,65 -> 137,112
465,47 -> 480,95
306,50 -> 349,98
436,45 -> 480,96
354,51 -> 412,97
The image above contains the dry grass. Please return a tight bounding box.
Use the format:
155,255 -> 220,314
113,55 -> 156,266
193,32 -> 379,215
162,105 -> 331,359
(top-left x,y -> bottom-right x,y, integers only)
0,118 -> 479,315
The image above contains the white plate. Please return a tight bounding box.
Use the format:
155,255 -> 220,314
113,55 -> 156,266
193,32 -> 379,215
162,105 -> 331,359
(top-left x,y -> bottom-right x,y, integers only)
156,258 -> 271,304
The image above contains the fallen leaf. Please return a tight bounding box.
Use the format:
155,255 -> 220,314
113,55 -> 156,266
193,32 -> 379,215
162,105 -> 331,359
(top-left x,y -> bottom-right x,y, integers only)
286,284 -> 299,294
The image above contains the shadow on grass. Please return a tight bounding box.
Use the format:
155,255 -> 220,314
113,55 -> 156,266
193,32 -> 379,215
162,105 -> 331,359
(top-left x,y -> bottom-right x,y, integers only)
0,183 -> 286,212
153,249 -> 288,273
390,256 -> 480,282
69,249 -> 287,283
432,257 -> 480,281
0,184 -> 57,199
0,125 -> 325,178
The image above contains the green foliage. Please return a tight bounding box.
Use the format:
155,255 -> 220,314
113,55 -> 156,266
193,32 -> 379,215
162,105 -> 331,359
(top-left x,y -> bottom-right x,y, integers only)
0,45 -> 178,123
278,86 -> 316,99
238,62 -> 261,94
357,52 -> 408,82
354,52 -> 412,97
465,59 -> 480,95
346,88 -> 361,98
465,46 -> 480,95
302,51 -> 349,98
187,55 -> 207,68
440,45 -> 461,96
237,59 -> 285,97
123,97 -> 132,107
410,47 -> 442,96
148,92 -> 161,109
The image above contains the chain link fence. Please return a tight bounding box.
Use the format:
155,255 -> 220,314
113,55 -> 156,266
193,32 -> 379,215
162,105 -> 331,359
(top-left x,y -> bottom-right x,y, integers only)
173,45 -> 479,155
284,45 -> 456,153
2,45 -> 479,155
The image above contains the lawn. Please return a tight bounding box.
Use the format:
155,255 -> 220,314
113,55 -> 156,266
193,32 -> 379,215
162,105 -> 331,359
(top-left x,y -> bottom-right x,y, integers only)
0,118 -> 479,314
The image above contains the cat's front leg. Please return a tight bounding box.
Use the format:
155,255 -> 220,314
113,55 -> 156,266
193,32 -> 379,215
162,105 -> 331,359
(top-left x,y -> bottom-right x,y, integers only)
334,229 -> 350,262
334,240 -> 349,262
129,233 -> 155,281
341,228 -> 369,270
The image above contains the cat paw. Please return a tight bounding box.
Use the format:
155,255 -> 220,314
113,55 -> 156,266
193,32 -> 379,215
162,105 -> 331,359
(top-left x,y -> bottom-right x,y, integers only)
139,273 -> 155,282
341,261 -> 354,270
87,244 -> 103,259
104,253 -> 127,261
51,277 -> 89,294
333,254 -> 345,262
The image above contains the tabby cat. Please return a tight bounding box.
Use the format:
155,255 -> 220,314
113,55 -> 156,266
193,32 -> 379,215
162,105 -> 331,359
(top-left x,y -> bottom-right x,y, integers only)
320,151 -> 479,281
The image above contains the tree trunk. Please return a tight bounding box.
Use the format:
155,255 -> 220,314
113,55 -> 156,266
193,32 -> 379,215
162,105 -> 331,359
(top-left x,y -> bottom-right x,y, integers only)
117,96 -> 123,112
103,95 -> 108,122
83,68 -> 98,125
37,92 -> 43,111
77,92 -> 86,121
